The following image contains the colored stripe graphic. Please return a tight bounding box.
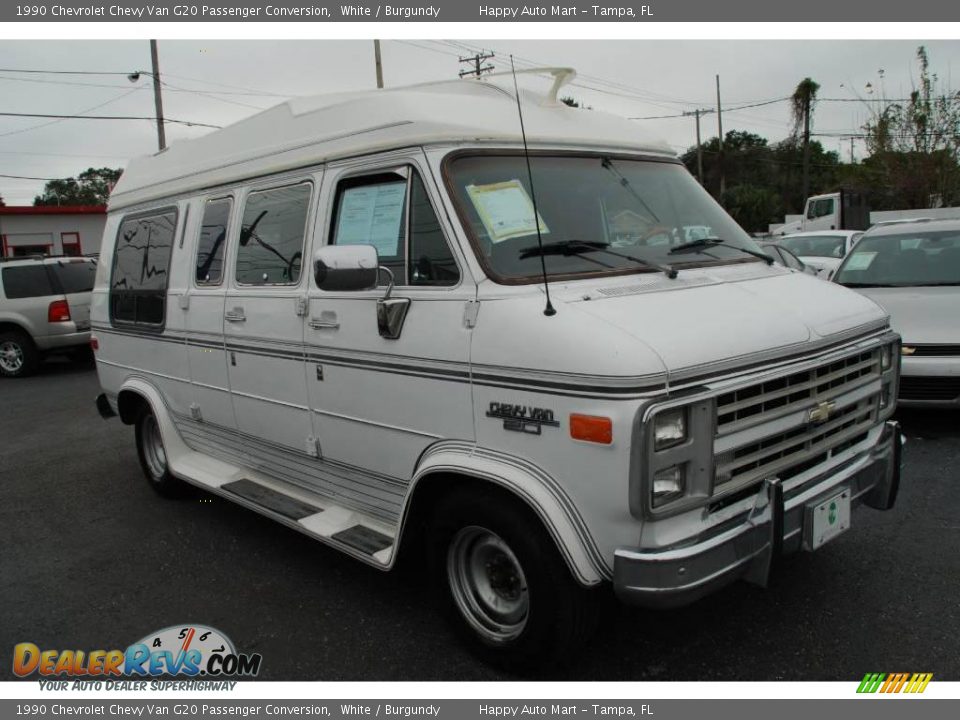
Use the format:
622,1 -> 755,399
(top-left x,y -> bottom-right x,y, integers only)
857,672 -> 932,693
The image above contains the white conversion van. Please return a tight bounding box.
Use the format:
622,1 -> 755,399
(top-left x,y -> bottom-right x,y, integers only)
93,70 -> 903,669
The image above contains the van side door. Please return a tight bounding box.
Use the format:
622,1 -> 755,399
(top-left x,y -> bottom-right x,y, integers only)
305,154 -> 474,498
224,177 -> 316,454
182,195 -> 237,431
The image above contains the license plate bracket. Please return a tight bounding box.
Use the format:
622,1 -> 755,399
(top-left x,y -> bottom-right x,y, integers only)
803,488 -> 851,551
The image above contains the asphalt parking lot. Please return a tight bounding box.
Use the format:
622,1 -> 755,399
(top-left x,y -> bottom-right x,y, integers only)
2,361 -> 959,681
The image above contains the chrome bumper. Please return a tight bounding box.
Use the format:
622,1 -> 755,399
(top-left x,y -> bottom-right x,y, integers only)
613,420 -> 902,608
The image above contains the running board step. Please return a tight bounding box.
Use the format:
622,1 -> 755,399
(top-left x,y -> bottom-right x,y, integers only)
222,479 -> 322,520
332,525 -> 393,556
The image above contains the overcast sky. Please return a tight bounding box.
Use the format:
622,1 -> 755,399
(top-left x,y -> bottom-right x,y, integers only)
1,39 -> 958,205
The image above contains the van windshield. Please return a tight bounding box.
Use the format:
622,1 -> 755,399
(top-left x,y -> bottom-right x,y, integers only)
834,230 -> 960,287
446,154 -> 759,282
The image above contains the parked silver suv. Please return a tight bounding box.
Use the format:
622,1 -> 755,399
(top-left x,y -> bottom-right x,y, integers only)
0,255 -> 97,377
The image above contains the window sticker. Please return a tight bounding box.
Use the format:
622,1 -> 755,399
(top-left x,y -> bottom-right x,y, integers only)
466,179 -> 549,243
844,251 -> 877,271
337,182 -> 407,258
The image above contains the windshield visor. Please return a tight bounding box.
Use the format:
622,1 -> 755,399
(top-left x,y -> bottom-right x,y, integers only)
835,230 -> 960,287
445,154 -> 759,282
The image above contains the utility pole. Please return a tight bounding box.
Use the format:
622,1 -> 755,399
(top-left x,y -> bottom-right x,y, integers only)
373,39 -> 384,89
149,39 -> 166,152
459,51 -> 495,78
850,137 -> 855,163
682,108 -> 714,185
716,75 -> 725,199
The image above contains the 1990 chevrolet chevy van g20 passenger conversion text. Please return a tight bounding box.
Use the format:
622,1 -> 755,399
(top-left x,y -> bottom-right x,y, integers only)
93,69 -> 903,668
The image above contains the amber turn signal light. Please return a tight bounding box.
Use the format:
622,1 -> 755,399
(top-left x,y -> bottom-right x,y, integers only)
569,414 -> 613,444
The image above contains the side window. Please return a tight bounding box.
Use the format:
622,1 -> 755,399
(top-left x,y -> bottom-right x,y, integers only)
330,168 -> 459,287
196,197 -> 232,285
109,209 -> 177,326
1,265 -> 55,299
235,182 -> 311,285
409,173 -> 459,286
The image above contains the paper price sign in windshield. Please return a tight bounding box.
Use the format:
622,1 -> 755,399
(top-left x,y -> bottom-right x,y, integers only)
466,180 -> 549,243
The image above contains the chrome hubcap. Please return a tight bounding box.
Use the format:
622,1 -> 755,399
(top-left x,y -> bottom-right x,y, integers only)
141,415 -> 167,480
447,526 -> 529,643
0,341 -> 24,373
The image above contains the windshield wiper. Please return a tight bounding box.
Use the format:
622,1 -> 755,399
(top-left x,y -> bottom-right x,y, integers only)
668,237 -> 775,265
520,240 -> 678,279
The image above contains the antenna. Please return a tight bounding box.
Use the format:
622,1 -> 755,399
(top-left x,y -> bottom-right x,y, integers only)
510,55 -> 556,318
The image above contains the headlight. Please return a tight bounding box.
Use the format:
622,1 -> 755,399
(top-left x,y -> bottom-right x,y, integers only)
652,465 -> 685,507
880,344 -> 892,370
654,407 -> 686,450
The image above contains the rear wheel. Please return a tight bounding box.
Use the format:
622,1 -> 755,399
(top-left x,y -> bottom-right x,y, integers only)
135,406 -> 190,498
0,331 -> 39,378
429,489 -> 600,672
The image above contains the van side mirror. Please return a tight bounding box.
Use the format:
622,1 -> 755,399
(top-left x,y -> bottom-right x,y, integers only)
314,245 -> 379,292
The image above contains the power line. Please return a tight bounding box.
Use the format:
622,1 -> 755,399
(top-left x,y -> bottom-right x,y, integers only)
0,111 -> 220,129
630,97 -> 789,120
0,87 -> 141,139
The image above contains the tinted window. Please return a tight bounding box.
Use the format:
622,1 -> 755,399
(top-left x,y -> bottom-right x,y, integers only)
1,265 -> 55,299
196,198 -> 232,285
236,183 -> 311,285
330,169 -> 459,287
50,261 -> 96,294
409,173 -> 458,286
110,210 -> 177,326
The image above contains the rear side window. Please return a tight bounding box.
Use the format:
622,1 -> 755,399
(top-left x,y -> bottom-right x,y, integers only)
110,209 -> 177,326
235,183 -> 311,285
3,264 -> 59,300
1,265 -> 55,299
196,197 -> 232,285
50,261 -> 96,294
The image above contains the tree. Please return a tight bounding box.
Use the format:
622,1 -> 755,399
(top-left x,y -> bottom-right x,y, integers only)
790,78 -> 821,201
0,195 -> 5,207
33,167 -> 122,206
861,46 -> 960,208
721,184 -> 784,233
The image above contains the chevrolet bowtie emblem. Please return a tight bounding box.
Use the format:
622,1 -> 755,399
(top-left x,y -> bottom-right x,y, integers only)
808,400 -> 837,424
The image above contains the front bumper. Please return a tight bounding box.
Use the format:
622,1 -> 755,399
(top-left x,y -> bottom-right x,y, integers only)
613,420 -> 902,608
898,355 -> 960,407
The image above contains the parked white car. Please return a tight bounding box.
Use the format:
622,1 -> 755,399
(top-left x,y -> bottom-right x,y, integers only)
834,218 -> 960,407
777,230 -> 863,279
92,70 -> 903,668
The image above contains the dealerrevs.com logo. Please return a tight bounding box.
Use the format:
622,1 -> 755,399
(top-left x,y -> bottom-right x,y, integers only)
13,624 -> 262,682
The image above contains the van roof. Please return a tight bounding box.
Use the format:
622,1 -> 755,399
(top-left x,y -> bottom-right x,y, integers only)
108,69 -> 675,211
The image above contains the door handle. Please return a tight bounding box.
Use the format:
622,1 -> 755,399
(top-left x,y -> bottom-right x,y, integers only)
309,315 -> 340,330
225,308 -> 246,323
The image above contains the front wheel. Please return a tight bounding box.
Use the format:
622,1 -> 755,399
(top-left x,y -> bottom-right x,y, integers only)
135,406 -> 190,498
429,489 -> 600,672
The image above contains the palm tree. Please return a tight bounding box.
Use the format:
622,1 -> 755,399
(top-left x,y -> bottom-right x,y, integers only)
791,78 -> 821,200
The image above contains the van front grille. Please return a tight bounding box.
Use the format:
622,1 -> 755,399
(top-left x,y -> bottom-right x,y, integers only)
716,396 -> 877,489
716,348 -> 880,434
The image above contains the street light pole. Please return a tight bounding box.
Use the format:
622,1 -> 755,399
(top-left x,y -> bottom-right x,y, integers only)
149,39 -> 166,151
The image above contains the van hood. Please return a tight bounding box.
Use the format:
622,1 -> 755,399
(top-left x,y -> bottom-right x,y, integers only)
564,266 -> 887,381
845,285 -> 960,345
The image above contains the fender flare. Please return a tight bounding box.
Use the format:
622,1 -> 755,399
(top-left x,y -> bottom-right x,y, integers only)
115,376 -> 194,477
404,440 -> 610,586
